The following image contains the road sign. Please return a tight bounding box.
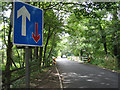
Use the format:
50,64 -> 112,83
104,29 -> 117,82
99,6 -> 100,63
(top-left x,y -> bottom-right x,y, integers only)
13,2 -> 43,46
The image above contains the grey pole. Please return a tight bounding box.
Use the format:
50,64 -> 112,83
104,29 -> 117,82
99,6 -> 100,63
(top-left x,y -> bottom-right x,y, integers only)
25,46 -> 30,88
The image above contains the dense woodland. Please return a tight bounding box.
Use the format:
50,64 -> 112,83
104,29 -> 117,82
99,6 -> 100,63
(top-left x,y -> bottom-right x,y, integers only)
0,1 -> 120,88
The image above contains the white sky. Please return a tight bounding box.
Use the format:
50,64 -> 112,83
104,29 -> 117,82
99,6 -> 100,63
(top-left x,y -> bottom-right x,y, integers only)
0,10 -> 11,49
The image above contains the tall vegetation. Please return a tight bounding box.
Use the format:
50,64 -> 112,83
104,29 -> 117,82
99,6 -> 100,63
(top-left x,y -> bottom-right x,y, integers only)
1,2 -> 64,88
60,2 -> 120,70
1,1 -> 120,88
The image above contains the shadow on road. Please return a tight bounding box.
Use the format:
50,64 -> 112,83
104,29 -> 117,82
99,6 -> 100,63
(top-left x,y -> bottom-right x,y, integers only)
61,72 -> 115,88
56,58 -> 119,88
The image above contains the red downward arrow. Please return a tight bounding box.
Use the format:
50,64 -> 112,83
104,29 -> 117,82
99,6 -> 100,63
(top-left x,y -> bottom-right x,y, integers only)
32,23 -> 40,43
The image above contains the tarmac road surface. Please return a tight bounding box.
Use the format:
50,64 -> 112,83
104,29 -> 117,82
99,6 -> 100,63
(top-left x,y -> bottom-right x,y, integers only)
56,58 -> 119,88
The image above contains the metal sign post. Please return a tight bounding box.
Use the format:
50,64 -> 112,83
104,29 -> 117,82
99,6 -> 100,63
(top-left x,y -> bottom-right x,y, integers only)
13,2 -> 43,88
25,46 -> 30,88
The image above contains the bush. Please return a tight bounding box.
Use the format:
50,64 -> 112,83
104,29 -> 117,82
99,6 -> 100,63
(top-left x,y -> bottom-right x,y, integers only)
90,54 -> 118,71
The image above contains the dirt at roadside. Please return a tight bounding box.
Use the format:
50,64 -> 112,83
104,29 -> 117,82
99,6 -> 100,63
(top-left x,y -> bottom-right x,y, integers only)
29,66 -> 60,88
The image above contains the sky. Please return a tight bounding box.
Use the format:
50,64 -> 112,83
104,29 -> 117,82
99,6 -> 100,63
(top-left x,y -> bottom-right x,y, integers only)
0,9 -> 11,49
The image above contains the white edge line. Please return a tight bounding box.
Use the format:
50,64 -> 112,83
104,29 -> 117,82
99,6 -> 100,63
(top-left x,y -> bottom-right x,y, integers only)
55,66 -> 63,89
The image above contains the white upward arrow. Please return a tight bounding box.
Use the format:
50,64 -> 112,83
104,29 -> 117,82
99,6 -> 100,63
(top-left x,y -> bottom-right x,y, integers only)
17,6 -> 30,36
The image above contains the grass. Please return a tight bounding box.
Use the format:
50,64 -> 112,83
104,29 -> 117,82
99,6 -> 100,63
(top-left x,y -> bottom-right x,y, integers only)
68,55 -> 120,72
90,55 -> 119,72
11,65 -> 54,88
12,76 -> 25,88
10,61 -> 54,88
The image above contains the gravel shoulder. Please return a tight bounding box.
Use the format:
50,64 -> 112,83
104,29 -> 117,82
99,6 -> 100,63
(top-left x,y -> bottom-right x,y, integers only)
19,66 -> 60,88
30,66 -> 60,88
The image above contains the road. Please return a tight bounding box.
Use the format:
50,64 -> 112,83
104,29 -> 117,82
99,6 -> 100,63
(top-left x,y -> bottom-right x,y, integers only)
56,58 -> 119,88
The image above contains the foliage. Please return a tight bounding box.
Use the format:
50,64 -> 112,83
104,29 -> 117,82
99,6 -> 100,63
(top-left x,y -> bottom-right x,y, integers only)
56,2 -> 120,71
1,1 -> 120,88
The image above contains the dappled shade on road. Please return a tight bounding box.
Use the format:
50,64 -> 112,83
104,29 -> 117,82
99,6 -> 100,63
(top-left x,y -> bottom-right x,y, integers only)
56,58 -> 119,88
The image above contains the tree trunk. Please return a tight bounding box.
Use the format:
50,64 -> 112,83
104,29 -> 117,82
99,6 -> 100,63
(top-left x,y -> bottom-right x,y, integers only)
48,47 -> 53,66
112,9 -> 120,67
34,47 -> 38,59
43,26 -> 51,67
47,32 -> 56,66
22,48 -> 25,67
29,48 -> 32,61
16,49 -> 21,67
11,58 -> 18,68
34,47 -> 36,59
5,23 -> 13,89
102,36 -> 107,55
80,49 -> 83,61
2,51 -> 4,64
39,47 -> 43,72
99,21 -> 107,55
36,47 -> 38,59
2,34 -> 4,63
